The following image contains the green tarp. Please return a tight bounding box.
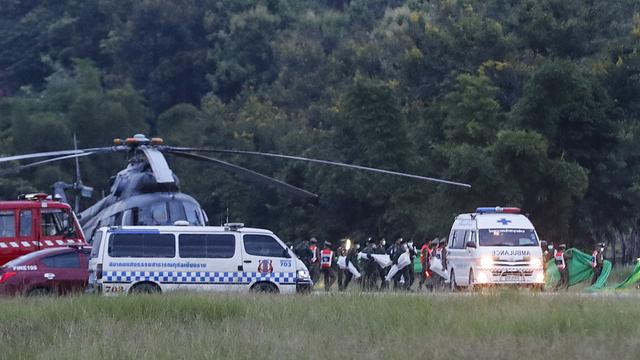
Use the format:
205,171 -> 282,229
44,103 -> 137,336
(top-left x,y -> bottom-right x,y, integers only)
615,258 -> 640,289
413,256 -> 422,273
545,248 -> 612,290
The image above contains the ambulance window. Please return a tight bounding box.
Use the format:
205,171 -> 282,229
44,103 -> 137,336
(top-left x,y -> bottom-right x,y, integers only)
179,234 -> 235,258
19,210 -> 32,237
41,252 -> 81,268
108,233 -> 175,258
0,211 -> 16,238
452,230 -> 465,249
243,235 -> 290,258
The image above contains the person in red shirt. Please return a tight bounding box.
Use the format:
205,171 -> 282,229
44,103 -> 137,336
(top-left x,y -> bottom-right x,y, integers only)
320,241 -> 336,291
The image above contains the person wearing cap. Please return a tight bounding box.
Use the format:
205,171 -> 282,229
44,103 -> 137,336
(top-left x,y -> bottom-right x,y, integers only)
320,240 -> 336,291
553,244 -> 569,291
308,237 -> 321,286
591,242 -> 606,285
388,237 -> 409,290
374,238 -> 388,290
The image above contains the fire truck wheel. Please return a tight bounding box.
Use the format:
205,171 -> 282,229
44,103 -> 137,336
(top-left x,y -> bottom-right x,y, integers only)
130,283 -> 160,295
27,287 -> 52,297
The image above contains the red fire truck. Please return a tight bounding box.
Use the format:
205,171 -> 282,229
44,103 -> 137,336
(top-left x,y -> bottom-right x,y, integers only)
0,193 -> 86,266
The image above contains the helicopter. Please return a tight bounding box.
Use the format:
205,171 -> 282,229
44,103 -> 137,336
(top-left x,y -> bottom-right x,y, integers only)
0,134 -> 472,241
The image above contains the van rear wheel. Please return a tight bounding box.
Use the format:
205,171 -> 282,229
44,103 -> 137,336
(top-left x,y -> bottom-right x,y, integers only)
130,283 -> 160,295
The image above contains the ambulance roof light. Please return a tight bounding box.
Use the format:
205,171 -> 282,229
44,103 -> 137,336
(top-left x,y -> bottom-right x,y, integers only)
475,207 -> 521,214
224,223 -> 244,231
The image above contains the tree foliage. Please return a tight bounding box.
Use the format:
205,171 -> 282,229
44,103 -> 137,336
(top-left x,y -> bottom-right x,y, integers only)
0,0 -> 639,255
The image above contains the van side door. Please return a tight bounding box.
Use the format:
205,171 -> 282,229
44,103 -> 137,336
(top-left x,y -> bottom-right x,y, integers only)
241,234 -> 295,292
176,233 -> 240,292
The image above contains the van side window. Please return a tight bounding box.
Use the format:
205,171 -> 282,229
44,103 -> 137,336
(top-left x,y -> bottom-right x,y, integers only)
179,234 -> 235,258
19,210 -> 32,237
243,235 -> 289,258
108,233 -> 175,258
41,252 -> 81,268
450,230 -> 461,249
90,230 -> 103,258
0,211 -> 16,238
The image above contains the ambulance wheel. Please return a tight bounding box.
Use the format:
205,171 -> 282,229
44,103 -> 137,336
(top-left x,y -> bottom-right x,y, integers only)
251,282 -> 279,294
449,271 -> 459,292
27,287 -> 52,297
130,283 -> 160,295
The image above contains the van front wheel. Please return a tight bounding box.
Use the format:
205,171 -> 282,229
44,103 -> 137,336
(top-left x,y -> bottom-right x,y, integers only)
251,282 -> 278,294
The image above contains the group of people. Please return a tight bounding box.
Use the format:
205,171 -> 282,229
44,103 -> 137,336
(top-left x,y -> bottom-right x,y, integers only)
543,241 -> 606,291
293,236 -> 448,292
294,236 -> 609,292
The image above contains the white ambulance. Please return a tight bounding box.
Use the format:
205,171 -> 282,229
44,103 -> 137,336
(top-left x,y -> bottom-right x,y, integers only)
87,223 -> 312,295
445,207 -> 545,290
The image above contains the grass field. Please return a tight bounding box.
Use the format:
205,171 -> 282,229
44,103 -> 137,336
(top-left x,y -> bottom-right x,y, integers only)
1,289 -> 640,360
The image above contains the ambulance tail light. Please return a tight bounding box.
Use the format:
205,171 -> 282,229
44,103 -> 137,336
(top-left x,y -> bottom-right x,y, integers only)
96,264 -> 103,280
0,271 -> 17,284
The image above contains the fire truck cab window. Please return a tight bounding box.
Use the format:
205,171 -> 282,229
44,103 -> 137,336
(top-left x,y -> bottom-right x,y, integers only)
0,211 -> 16,238
19,210 -> 32,237
40,209 -> 71,237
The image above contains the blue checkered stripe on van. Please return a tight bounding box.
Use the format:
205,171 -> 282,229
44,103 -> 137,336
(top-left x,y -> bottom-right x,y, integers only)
103,271 -> 296,284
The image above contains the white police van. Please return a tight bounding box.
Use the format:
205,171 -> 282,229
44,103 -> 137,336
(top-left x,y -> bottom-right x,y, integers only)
446,207 -> 545,290
87,223 -> 312,295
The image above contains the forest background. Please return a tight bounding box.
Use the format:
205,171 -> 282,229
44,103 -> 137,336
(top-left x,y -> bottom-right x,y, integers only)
1,0 -> 639,263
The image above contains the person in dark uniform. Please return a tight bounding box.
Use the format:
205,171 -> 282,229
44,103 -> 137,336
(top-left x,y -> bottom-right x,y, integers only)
553,244 -> 569,291
294,238 -> 313,269
388,237 -> 408,290
591,242 -> 606,285
361,237 -> 378,291
308,237 -> 320,285
374,238 -> 388,289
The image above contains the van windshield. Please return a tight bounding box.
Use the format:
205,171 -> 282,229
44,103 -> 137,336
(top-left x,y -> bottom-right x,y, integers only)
479,229 -> 539,246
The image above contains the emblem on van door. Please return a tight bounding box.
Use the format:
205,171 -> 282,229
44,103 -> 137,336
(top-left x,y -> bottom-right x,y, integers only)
258,260 -> 273,274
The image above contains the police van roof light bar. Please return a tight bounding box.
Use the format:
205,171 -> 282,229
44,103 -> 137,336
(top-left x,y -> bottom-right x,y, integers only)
475,207 -> 521,214
224,223 -> 244,231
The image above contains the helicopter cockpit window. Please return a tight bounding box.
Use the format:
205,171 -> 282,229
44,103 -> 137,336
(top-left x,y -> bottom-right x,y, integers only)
183,202 -> 203,225
149,203 -> 168,225
0,211 -> 16,238
40,209 -> 72,237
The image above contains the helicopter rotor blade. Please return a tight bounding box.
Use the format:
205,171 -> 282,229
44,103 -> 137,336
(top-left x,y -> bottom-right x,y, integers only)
0,146 -> 121,165
0,152 -> 96,176
165,147 -> 472,188
167,152 -> 319,199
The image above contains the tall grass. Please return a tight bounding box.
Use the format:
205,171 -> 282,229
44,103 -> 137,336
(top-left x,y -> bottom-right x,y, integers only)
1,291 -> 639,359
